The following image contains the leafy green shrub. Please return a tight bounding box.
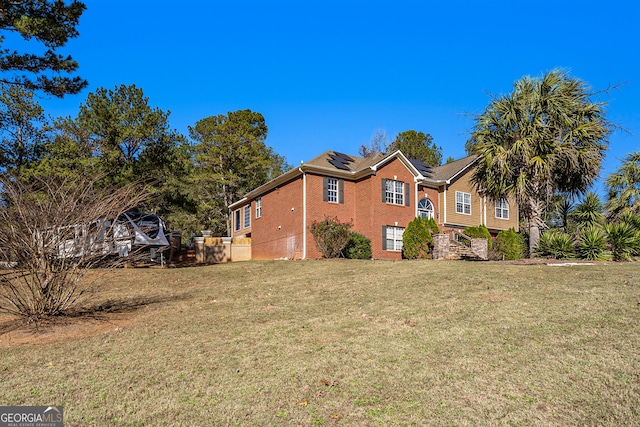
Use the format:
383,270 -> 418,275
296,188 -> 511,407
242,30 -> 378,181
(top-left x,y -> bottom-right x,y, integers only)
424,217 -> 440,235
463,224 -> 492,249
402,217 -> 434,259
576,225 -> 609,260
309,216 -> 352,258
344,232 -> 372,259
537,229 -> 574,259
605,222 -> 640,261
491,228 -> 524,260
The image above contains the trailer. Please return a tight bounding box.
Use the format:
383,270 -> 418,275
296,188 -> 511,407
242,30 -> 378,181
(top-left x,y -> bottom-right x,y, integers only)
54,210 -> 170,264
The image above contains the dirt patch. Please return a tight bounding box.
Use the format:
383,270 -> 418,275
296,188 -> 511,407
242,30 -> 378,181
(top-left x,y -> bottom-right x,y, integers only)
0,311 -> 139,349
0,292 -> 171,350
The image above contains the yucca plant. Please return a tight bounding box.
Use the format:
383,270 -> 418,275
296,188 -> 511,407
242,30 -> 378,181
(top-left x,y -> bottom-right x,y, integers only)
619,212 -> 640,231
537,229 -> 575,259
605,222 -> 640,261
571,191 -> 605,228
576,225 -> 609,260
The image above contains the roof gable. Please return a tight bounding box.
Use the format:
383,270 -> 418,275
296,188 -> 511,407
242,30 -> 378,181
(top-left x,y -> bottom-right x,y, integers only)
425,155 -> 479,183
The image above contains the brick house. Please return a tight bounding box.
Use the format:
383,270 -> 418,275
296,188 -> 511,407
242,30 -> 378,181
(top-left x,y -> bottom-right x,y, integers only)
229,150 -> 519,260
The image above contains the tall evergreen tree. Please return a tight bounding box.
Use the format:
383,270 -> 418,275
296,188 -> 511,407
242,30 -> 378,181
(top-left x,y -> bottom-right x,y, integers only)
387,130 -> 442,166
76,84 -> 184,186
189,109 -> 290,235
0,82 -> 49,174
0,0 -> 87,96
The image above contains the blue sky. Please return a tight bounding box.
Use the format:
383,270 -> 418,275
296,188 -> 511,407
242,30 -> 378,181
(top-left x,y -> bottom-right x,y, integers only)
37,0 -> 639,196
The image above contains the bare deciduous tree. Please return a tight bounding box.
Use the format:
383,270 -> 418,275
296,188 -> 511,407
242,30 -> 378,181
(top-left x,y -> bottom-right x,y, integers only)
359,128 -> 388,158
0,174 -> 154,321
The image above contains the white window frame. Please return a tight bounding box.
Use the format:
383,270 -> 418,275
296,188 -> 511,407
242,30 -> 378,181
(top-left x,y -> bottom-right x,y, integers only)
495,198 -> 509,219
243,205 -> 250,228
455,191 -> 471,215
256,197 -> 262,218
418,198 -> 434,219
385,226 -> 404,251
385,179 -> 404,205
234,209 -> 241,232
326,177 -> 338,203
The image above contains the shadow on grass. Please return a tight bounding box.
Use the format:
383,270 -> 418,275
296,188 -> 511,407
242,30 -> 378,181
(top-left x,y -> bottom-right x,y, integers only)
0,292 -> 191,337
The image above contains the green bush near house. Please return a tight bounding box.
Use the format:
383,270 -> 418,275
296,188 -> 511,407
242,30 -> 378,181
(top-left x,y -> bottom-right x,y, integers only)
402,217 -> 435,259
492,228 -> 524,260
463,224 -> 492,250
344,232 -> 372,259
423,217 -> 440,236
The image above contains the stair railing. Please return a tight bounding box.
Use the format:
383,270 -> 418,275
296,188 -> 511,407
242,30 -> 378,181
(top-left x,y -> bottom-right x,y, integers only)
450,230 -> 472,247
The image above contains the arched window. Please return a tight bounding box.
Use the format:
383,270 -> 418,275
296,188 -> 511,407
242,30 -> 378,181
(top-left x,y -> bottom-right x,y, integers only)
418,198 -> 434,219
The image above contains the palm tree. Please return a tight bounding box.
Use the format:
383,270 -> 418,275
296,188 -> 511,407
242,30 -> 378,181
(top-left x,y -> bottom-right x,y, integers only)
605,150 -> 640,220
470,70 -> 612,256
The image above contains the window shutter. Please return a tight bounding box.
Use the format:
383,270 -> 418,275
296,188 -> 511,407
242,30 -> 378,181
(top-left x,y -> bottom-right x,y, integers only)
339,179 -> 344,204
382,226 -> 388,250
381,179 -> 387,203
405,183 -> 410,207
322,177 -> 328,202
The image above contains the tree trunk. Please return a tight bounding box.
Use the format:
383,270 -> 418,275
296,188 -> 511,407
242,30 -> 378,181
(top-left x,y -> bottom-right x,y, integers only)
529,223 -> 540,258
528,198 -> 544,257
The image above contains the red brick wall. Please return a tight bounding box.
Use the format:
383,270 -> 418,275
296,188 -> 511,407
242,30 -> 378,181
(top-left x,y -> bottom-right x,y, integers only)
304,172 -> 357,258
235,176 -> 306,260
352,158 -> 420,260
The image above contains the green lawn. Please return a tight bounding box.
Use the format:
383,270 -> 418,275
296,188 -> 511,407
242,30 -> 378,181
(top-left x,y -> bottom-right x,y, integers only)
1,260 -> 639,426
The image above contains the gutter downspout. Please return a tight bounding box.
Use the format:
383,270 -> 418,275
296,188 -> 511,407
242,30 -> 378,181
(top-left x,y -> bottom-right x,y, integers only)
300,168 -> 307,259
443,182 -> 448,225
415,180 -> 419,217
483,196 -> 487,226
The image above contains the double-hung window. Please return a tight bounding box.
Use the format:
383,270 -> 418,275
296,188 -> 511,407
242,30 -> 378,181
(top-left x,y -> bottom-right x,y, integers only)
383,179 -> 409,206
383,226 -> 404,251
243,205 -> 251,228
455,191 -> 471,215
326,178 -> 338,203
323,177 -> 344,203
256,198 -> 262,218
495,198 -> 509,219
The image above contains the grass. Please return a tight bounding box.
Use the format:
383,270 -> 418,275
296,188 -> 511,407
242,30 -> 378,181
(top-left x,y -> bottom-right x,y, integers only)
1,259 -> 639,426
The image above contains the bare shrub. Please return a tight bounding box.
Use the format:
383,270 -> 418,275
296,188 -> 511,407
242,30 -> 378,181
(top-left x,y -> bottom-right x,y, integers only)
0,175 -> 153,321
309,216 -> 352,258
